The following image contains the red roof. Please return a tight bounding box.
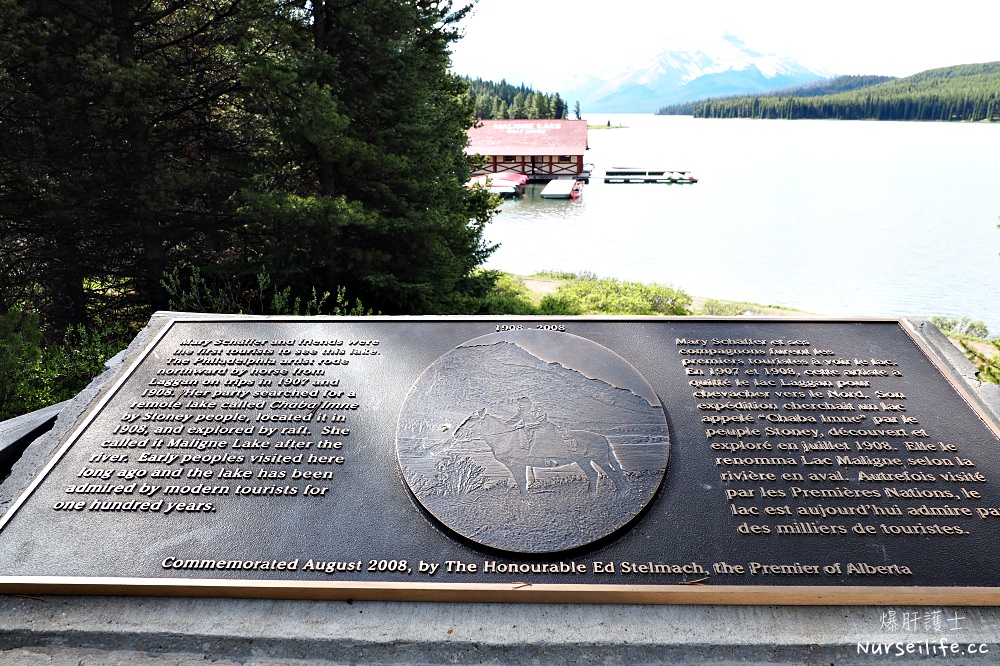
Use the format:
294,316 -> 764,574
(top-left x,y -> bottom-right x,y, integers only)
465,119 -> 588,157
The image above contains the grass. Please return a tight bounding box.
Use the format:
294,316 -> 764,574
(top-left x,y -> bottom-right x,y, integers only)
516,271 -> 809,318
504,272 -> 690,316
503,272 -> 1000,384
931,317 -> 1000,383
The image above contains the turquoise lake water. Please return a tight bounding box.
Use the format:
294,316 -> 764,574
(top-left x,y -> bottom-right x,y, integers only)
482,115 -> 1000,332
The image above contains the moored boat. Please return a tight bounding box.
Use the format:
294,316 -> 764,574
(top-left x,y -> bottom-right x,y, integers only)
465,173 -> 526,197
539,178 -> 584,199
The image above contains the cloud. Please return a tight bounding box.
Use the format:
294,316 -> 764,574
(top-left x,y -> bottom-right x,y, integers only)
451,0 -> 1000,88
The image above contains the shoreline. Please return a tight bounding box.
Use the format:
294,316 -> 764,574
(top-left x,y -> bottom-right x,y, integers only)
517,274 -> 996,363
519,276 -> 811,317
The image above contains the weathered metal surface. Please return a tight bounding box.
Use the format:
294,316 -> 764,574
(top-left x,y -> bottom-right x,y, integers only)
397,329 -> 669,553
1,317 -> 999,604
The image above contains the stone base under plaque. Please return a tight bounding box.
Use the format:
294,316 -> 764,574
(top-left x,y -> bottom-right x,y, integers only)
2,313 -> 1000,664
1,595 -> 999,665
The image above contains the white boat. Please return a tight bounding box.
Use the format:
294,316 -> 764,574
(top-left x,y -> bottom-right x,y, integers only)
539,179 -> 584,199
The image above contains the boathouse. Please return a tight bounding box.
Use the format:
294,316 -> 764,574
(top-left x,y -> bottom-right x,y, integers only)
465,119 -> 589,181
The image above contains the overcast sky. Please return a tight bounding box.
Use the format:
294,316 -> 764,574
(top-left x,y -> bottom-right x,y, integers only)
450,1 -> 1000,90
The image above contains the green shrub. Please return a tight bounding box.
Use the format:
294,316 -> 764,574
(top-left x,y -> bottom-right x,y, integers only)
0,309 -> 43,419
1,316 -> 132,420
960,340 -> 1000,384
458,272 -> 534,315
536,294 -> 584,315
162,263 -> 366,316
480,283 -> 538,315
931,316 -> 990,340
929,316 -> 999,384
547,278 -> 691,316
532,270 -> 598,281
700,299 -> 767,316
470,272 -> 691,316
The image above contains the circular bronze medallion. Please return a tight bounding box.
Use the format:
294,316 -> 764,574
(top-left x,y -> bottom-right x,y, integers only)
396,329 -> 669,553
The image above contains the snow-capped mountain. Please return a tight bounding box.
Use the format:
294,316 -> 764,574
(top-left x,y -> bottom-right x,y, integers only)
564,35 -> 831,113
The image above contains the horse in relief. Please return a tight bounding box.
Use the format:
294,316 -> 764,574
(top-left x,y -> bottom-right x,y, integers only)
452,406 -> 626,494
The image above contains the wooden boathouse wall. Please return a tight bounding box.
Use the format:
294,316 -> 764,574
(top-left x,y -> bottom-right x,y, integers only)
465,119 -> 588,181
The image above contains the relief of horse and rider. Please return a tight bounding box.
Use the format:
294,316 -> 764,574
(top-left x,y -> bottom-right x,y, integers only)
451,397 -> 628,495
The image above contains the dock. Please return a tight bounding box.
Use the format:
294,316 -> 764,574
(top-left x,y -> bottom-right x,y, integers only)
603,168 -> 697,184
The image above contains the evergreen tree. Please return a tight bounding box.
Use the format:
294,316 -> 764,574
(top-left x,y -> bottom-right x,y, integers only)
463,78 -> 563,119
491,97 -> 509,119
658,65 -> 1000,122
236,0 -> 497,314
509,92 -> 527,119
552,93 -> 566,119
0,0 -> 254,330
532,91 -> 550,119
0,0 -> 499,329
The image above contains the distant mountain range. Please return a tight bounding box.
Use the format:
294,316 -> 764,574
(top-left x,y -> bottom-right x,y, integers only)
658,62 -> 1000,122
561,35 -> 831,114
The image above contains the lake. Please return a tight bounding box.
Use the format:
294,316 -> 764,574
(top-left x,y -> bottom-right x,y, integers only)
481,115 -> 1000,333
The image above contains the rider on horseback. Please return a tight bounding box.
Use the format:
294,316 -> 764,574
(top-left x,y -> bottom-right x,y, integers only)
508,397 -> 560,452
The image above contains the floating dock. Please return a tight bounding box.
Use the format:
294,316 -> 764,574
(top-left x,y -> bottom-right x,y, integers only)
603,168 -> 697,184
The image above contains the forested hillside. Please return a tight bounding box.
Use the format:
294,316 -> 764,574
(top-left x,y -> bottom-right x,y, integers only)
658,63 -> 1000,121
464,78 -> 571,119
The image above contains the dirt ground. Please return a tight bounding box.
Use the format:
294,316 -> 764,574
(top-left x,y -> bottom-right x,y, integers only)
521,278 -> 561,296
949,337 -> 998,358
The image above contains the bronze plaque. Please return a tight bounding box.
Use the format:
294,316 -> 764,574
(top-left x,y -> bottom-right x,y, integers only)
1,316 -> 1000,604
396,329 -> 669,553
